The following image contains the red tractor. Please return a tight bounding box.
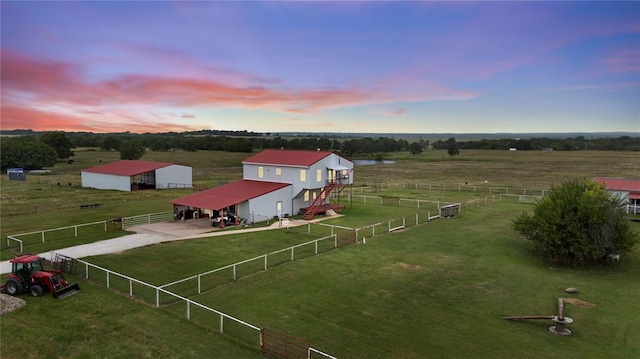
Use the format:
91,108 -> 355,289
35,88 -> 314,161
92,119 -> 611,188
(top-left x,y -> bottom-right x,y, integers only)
1,254 -> 80,298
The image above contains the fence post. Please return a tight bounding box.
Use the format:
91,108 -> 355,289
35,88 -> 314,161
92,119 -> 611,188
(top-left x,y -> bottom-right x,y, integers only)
416,213 -> 419,225
428,211 -> 431,222
75,225 -> 78,237
42,231 -> 45,244
107,272 -> 110,288
156,289 -> 160,308
233,265 -> 237,280
291,248 -> 295,261
198,275 -> 202,294
104,221 -> 107,232
315,240 -> 318,254
220,314 -> 224,333
264,255 -> 268,271
85,263 -> 89,279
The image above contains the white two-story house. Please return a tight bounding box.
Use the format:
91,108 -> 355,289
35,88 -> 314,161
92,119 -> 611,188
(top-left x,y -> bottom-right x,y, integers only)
171,149 -> 353,223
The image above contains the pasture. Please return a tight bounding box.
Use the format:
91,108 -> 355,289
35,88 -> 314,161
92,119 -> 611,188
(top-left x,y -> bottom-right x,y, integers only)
1,148 -> 639,358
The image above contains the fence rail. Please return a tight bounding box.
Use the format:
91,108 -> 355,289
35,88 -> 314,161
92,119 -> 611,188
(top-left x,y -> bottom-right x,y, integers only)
159,235 -> 337,296
75,252 -> 338,359
121,212 -> 174,229
350,182 -> 549,197
6,220 -> 108,253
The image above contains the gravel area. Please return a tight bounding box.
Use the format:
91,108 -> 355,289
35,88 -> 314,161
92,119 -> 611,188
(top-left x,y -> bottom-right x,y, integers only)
0,293 -> 26,316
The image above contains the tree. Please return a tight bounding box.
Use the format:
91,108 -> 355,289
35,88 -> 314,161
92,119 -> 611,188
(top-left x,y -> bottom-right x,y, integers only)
40,131 -> 74,159
446,137 -> 460,157
513,179 -> 639,265
102,136 -> 121,151
119,139 -> 146,160
0,136 -> 57,170
409,142 -> 423,155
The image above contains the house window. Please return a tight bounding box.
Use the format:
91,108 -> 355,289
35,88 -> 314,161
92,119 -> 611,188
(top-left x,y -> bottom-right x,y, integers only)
304,190 -> 309,202
258,166 -> 264,179
275,168 -> 281,176
300,169 -> 306,182
316,169 -> 322,182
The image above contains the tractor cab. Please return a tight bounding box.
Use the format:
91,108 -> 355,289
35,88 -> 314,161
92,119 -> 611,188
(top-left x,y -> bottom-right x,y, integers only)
12,255 -> 44,282
2,254 -> 80,299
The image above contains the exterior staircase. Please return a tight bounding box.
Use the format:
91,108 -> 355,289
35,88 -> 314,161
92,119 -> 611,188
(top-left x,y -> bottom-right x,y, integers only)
302,182 -> 339,220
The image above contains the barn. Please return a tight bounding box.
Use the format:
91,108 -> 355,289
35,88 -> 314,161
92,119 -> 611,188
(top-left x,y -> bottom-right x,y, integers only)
170,149 -> 354,224
595,177 -> 640,215
82,160 -> 192,192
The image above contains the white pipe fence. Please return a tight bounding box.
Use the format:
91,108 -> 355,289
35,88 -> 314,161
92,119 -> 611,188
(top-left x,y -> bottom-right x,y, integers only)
121,211 -> 174,229
75,255 -> 338,359
6,220 -> 107,253
158,235 -> 337,295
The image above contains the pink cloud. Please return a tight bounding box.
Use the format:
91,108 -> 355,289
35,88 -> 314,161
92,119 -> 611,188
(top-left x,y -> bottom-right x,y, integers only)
1,49 -> 476,132
598,48 -> 640,74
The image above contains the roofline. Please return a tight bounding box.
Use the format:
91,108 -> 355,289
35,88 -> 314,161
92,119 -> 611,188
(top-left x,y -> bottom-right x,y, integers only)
241,161 -> 309,168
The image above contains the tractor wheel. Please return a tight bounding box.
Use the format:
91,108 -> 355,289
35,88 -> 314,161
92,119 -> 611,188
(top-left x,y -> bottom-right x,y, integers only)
30,285 -> 44,297
5,278 -> 23,296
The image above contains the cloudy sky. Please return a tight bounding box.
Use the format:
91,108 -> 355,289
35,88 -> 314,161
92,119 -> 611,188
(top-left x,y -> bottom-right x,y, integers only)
1,1 -> 638,134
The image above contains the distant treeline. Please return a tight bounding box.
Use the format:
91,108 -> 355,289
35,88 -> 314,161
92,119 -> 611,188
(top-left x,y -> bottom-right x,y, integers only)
432,136 -> 640,151
3,130 -> 639,157
67,133 -> 413,157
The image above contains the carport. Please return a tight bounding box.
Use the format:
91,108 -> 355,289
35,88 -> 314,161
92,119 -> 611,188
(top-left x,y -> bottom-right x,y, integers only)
170,180 -> 292,226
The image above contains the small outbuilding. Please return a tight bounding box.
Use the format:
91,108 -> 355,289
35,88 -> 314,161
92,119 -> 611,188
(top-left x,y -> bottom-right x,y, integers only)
82,160 -> 192,192
595,177 -> 640,215
7,168 -> 26,181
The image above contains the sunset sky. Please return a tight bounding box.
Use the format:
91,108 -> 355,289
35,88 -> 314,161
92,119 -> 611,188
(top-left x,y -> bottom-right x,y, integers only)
1,1 -> 639,134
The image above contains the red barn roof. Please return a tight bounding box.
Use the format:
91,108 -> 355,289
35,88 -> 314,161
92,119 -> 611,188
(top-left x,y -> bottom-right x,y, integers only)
243,149 -> 334,167
595,177 -> 640,192
170,180 -> 291,210
83,160 -> 175,176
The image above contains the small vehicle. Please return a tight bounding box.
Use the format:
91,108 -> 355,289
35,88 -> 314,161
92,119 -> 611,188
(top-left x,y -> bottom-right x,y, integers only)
1,254 -> 80,299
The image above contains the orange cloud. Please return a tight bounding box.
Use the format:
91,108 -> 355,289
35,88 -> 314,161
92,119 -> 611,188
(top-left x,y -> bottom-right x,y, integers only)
1,49 -> 476,132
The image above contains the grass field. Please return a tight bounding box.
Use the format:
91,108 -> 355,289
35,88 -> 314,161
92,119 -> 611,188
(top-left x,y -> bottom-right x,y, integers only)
1,148 -> 639,358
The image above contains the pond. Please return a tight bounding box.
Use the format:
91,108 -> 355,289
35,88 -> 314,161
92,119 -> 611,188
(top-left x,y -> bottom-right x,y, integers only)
352,160 -> 397,166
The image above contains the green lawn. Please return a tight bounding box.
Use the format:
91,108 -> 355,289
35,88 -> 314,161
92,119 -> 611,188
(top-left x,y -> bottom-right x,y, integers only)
2,149 -> 639,358
176,202 -> 640,359
5,200 -> 634,358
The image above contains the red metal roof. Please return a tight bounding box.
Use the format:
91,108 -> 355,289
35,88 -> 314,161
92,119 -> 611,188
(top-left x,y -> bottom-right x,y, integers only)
170,180 -> 291,210
83,160 -> 174,176
594,177 -> 640,192
242,149 -> 334,167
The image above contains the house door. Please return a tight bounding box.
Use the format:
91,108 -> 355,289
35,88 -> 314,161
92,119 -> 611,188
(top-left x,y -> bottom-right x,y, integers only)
328,169 -> 336,183
276,201 -> 283,218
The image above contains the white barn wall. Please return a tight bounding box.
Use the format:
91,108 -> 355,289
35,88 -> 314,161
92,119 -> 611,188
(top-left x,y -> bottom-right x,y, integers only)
81,172 -> 131,191
246,186 -> 293,221
243,153 -> 353,197
156,165 -> 192,189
